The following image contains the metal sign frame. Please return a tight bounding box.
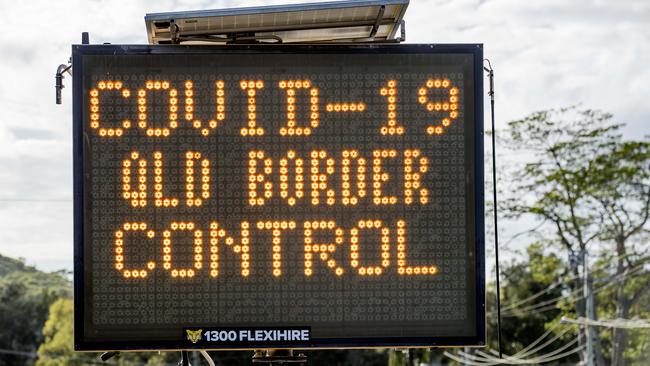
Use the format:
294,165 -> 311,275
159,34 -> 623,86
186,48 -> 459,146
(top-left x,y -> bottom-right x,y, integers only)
73,43 -> 485,351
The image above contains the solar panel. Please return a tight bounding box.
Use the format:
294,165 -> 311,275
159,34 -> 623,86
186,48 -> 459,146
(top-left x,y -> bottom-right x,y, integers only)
145,0 -> 408,44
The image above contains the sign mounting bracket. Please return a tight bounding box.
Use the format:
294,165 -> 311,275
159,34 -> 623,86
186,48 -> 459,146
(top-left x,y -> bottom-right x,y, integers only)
252,349 -> 307,365
368,5 -> 386,38
169,19 -> 180,44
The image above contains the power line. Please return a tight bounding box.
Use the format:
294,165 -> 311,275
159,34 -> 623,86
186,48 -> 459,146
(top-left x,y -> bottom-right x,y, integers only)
494,323 -> 570,360
498,251 -> 635,312
444,322 -> 569,365
498,262 -> 647,317
482,337 -> 580,364
472,339 -> 581,365
561,316 -> 650,329
501,287 -> 580,315
444,325 -> 585,365
493,252 -> 632,314
445,344 -> 584,366
499,278 -> 576,312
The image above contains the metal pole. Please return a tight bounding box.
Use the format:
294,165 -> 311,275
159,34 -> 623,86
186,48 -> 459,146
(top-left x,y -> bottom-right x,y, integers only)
484,61 -> 503,358
583,249 -> 594,366
55,70 -> 63,104
178,350 -> 191,366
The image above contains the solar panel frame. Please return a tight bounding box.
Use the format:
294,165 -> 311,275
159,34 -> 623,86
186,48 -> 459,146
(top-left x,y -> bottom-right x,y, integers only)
145,0 -> 409,44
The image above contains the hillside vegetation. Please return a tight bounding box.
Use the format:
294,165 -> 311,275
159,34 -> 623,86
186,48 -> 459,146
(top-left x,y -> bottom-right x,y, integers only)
0,254 -> 70,365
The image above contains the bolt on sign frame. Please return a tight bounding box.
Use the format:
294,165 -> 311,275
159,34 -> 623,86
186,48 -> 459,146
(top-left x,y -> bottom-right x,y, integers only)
73,44 -> 485,351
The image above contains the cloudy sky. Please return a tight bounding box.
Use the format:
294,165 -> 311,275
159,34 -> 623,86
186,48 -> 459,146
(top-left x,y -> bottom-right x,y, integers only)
0,0 -> 648,271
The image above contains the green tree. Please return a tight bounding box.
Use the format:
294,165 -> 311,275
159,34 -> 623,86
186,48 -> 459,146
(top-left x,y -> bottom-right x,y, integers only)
36,298 -> 98,365
37,298 -> 179,366
0,255 -> 70,365
501,106 -> 650,365
424,244 -> 577,365
587,138 -> 650,366
496,244 -> 577,360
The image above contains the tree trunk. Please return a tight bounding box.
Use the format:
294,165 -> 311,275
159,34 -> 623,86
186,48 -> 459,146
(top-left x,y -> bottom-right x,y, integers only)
612,237 -> 630,366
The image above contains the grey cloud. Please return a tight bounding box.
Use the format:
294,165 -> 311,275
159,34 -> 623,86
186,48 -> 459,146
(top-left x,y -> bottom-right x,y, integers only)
10,128 -> 57,140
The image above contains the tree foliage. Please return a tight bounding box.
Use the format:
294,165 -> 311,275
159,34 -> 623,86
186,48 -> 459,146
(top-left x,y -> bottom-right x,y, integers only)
496,244 -> 575,357
36,298 -> 97,366
500,106 -> 650,365
0,255 -> 70,366
36,298 -> 182,365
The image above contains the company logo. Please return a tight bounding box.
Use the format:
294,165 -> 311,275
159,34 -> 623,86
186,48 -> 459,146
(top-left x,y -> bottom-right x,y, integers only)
186,329 -> 203,344
183,327 -> 311,345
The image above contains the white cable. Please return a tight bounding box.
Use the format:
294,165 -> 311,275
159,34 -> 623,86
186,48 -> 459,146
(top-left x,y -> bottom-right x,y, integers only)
443,323 -> 582,365
502,303 -> 565,317
445,323 -> 568,365
475,337 -> 579,364
509,324 -> 559,357
470,330 -> 575,363
199,350 -> 216,366
446,344 -> 584,365
443,351 -> 497,366
524,345 -> 584,364
501,288 -> 580,315
490,325 -> 572,360
500,263 -> 646,316
498,252 -> 635,312
468,264 -> 648,364
489,322 -> 565,360
500,280 -> 573,312
561,316 -> 650,329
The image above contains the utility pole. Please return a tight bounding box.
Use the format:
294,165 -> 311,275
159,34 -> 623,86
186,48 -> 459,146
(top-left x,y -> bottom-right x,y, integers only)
583,248 -> 595,366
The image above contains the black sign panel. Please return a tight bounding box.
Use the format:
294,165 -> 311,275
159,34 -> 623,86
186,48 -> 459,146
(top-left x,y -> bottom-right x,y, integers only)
73,44 -> 485,351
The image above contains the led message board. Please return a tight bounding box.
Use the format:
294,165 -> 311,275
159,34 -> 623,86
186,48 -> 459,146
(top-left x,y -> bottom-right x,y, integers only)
73,44 -> 485,351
